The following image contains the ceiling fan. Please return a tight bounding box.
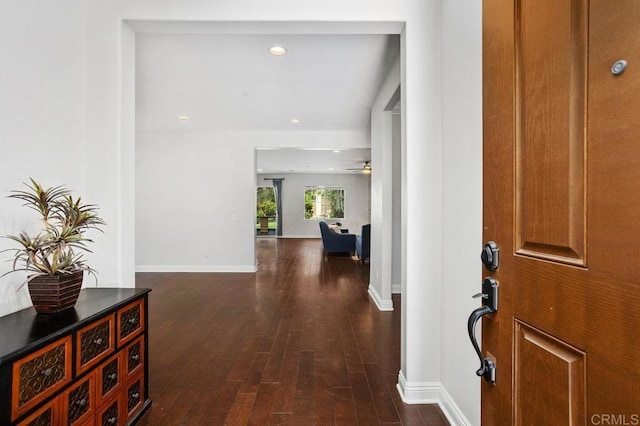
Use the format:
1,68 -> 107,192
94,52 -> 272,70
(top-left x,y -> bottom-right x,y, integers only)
346,161 -> 372,173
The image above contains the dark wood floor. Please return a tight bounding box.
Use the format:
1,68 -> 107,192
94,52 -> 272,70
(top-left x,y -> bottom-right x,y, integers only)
136,238 -> 449,425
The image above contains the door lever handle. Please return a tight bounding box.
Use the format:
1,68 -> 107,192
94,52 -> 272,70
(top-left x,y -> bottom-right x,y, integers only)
467,277 -> 498,384
468,305 -> 496,383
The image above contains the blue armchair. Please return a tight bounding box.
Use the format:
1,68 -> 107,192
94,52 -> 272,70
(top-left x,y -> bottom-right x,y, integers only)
356,224 -> 370,262
319,221 -> 356,253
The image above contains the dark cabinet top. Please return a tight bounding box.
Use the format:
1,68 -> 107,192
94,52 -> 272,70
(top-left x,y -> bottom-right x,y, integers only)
0,288 -> 150,364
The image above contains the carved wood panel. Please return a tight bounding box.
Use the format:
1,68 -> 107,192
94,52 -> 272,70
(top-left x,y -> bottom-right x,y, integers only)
67,381 -> 90,424
125,337 -> 144,379
12,337 -> 72,421
15,399 -> 57,426
61,373 -> 94,426
514,320 -> 586,425
99,355 -> 121,402
117,299 -> 144,346
77,315 -> 114,375
514,0 -> 588,266
99,399 -> 120,426
125,374 -> 144,422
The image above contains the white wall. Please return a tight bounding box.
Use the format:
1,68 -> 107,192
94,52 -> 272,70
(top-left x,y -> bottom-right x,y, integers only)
440,0 -> 483,422
0,1 -> 483,424
369,54 -> 400,311
0,1 -> 87,316
398,10 -> 448,412
136,131 -> 256,271
259,173 -> 370,238
135,130 -> 368,271
392,112 -> 402,292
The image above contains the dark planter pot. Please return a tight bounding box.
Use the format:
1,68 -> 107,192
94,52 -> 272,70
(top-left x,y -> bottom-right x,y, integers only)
28,271 -> 84,314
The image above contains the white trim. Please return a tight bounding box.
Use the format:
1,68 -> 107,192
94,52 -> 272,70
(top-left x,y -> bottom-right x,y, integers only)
135,265 -> 257,273
396,371 -> 471,426
438,386 -> 472,426
392,283 -> 402,294
368,284 -> 394,311
277,235 -> 321,239
127,20 -> 406,35
396,371 -> 440,403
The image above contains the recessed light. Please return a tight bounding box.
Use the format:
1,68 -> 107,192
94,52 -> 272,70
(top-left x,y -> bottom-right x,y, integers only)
333,150 -> 341,153
179,115 -> 190,121
257,169 -> 263,172
269,46 -> 287,56
329,168 -> 334,171
290,119 -> 300,124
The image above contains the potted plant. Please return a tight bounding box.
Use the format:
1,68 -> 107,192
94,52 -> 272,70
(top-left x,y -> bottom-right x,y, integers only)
1,178 -> 105,314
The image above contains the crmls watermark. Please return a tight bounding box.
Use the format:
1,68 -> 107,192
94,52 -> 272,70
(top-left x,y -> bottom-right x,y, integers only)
591,414 -> 640,426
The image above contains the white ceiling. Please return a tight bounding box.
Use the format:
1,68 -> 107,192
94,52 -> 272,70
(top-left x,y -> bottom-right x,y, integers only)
135,32 -> 398,172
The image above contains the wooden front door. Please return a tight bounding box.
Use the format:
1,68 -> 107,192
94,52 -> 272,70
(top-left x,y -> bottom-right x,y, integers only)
482,0 -> 640,424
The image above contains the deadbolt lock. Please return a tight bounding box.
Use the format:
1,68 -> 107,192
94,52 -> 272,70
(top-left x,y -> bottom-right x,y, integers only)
481,241 -> 499,271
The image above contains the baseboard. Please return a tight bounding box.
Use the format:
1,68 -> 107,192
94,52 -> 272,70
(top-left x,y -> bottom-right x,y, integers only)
438,386 -> 472,426
367,284 -> 394,311
396,371 -> 471,426
392,283 -> 401,294
396,371 -> 440,403
135,265 -> 257,273
277,235 -> 321,239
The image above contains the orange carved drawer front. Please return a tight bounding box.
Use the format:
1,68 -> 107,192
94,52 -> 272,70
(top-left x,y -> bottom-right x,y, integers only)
76,315 -> 114,375
15,398 -> 57,426
61,373 -> 94,426
117,300 -> 144,346
125,373 -> 144,422
12,336 -> 72,421
97,397 -> 121,426
123,336 -> 144,380
97,353 -> 122,405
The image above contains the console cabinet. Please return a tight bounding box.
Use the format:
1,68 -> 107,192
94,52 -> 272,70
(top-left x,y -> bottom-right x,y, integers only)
0,288 -> 151,425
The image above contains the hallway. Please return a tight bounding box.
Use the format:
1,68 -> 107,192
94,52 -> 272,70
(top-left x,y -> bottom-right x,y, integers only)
136,238 -> 448,425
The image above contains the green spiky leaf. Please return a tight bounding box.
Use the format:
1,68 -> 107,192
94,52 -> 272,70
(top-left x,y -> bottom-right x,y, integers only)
2,179 -> 106,282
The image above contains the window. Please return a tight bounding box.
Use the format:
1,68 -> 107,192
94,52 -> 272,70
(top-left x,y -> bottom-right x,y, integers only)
304,187 -> 345,220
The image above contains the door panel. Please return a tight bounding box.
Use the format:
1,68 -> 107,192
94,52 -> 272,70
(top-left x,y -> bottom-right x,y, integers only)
514,320 -> 586,426
514,0 -> 588,266
483,0 -> 640,423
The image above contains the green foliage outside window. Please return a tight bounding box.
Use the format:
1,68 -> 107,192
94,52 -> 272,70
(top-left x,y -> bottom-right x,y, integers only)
304,190 -> 315,219
304,187 -> 345,219
257,187 -> 276,217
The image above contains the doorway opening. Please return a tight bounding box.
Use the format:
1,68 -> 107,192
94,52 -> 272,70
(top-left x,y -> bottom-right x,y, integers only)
256,186 -> 277,236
